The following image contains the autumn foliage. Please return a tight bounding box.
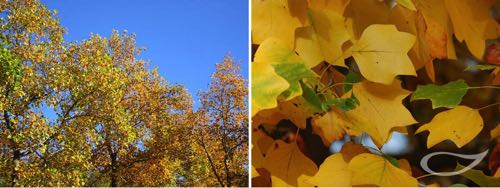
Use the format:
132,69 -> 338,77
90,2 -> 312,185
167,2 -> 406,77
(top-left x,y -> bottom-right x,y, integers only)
0,0 -> 248,186
251,0 -> 500,187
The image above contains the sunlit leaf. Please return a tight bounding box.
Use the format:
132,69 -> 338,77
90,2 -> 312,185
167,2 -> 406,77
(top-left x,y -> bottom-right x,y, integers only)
416,106 -> 483,148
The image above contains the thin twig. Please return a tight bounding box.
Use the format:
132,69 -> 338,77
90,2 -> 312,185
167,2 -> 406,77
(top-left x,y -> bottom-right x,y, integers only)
468,86 -> 500,90
478,102 -> 500,111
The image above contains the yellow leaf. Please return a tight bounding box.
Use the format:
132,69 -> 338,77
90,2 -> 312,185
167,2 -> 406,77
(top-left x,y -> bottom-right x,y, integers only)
395,0 -> 416,11
295,9 -> 350,67
254,38 -> 304,64
398,159 -> 412,176
252,97 -> 314,129
252,107 -> 287,128
252,166 -> 260,178
252,129 -> 275,156
277,97 -> 315,129
307,154 -> 352,187
307,0 -> 351,15
270,176 -> 290,186
273,174 -> 314,187
427,182 -> 441,187
295,27 -> 324,68
297,174 -> 314,187
389,5 -> 421,66
344,81 -> 417,146
251,61 -> 289,116
344,0 -> 390,39
252,0 -> 307,47
389,4 -> 447,82
348,153 -> 418,187
262,140 -> 318,186
491,124 -> 500,142
445,0 -> 498,59
414,0 -> 456,61
251,144 -> 265,170
271,174 -> 314,187
252,168 -> 272,186
416,106 -> 484,148
350,24 -> 416,84
253,38 -> 317,101
339,141 -> 370,162
311,108 -> 348,146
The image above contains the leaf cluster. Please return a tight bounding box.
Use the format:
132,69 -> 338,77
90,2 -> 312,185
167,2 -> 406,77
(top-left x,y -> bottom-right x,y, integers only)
251,0 -> 500,186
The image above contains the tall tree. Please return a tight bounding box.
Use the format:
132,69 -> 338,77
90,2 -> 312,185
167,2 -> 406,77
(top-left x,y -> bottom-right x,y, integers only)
0,1 -> 248,186
56,31 -> 193,187
196,54 -> 248,187
0,0 -> 65,186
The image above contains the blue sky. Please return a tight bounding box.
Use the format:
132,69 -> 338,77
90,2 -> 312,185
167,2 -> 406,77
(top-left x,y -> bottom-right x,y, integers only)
42,0 -> 249,107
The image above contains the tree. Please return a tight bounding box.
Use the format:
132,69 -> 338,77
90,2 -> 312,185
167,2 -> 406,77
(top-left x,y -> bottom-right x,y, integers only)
196,54 -> 249,187
54,31 -> 195,187
251,0 -> 500,187
0,0 -> 247,186
0,0 -> 65,186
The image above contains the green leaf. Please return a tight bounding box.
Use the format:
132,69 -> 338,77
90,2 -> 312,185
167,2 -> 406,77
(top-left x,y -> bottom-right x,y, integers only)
300,81 -> 323,113
344,71 -> 362,93
273,63 -> 318,101
251,62 -> 290,116
411,79 -> 468,109
450,184 -> 468,187
0,45 -> 22,90
455,163 -> 500,187
464,64 -> 498,71
395,0 -> 416,11
384,155 -> 400,168
322,93 -> 359,111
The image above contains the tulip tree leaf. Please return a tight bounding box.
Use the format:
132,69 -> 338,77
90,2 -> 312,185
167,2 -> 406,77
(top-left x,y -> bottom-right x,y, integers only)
411,79 -> 469,109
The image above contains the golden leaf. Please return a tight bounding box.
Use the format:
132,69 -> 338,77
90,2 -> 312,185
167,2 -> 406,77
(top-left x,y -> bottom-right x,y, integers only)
348,153 -> 418,187
416,105 -> 483,148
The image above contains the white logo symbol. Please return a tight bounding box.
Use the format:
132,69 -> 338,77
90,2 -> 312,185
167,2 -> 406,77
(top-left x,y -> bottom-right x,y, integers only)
420,150 -> 489,176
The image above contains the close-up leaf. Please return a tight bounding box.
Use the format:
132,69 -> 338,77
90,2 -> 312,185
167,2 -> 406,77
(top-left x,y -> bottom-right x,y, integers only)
272,63 -> 317,101
252,62 -> 289,116
455,163 -> 500,187
416,106 -> 483,148
343,81 -> 417,146
251,0 -> 500,187
348,153 -> 418,187
411,79 -> 469,109
464,64 -> 498,71
350,24 -> 417,84
306,154 -> 351,187
262,140 -> 318,186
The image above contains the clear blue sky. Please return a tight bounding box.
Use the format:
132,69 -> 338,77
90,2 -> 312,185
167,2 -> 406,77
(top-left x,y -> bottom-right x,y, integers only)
42,0 -> 249,107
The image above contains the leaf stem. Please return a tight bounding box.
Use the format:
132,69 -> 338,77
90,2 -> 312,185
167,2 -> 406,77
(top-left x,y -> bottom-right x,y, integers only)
320,82 -> 355,93
294,127 -> 300,144
416,173 -> 435,180
319,63 -> 332,80
478,102 -> 500,111
468,86 -> 500,90
365,145 -> 383,155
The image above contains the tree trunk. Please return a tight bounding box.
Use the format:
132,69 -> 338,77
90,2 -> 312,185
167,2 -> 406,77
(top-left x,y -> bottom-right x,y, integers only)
109,146 -> 118,187
11,149 -> 20,186
223,154 -> 231,187
4,110 -> 19,186
199,133 -> 224,187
